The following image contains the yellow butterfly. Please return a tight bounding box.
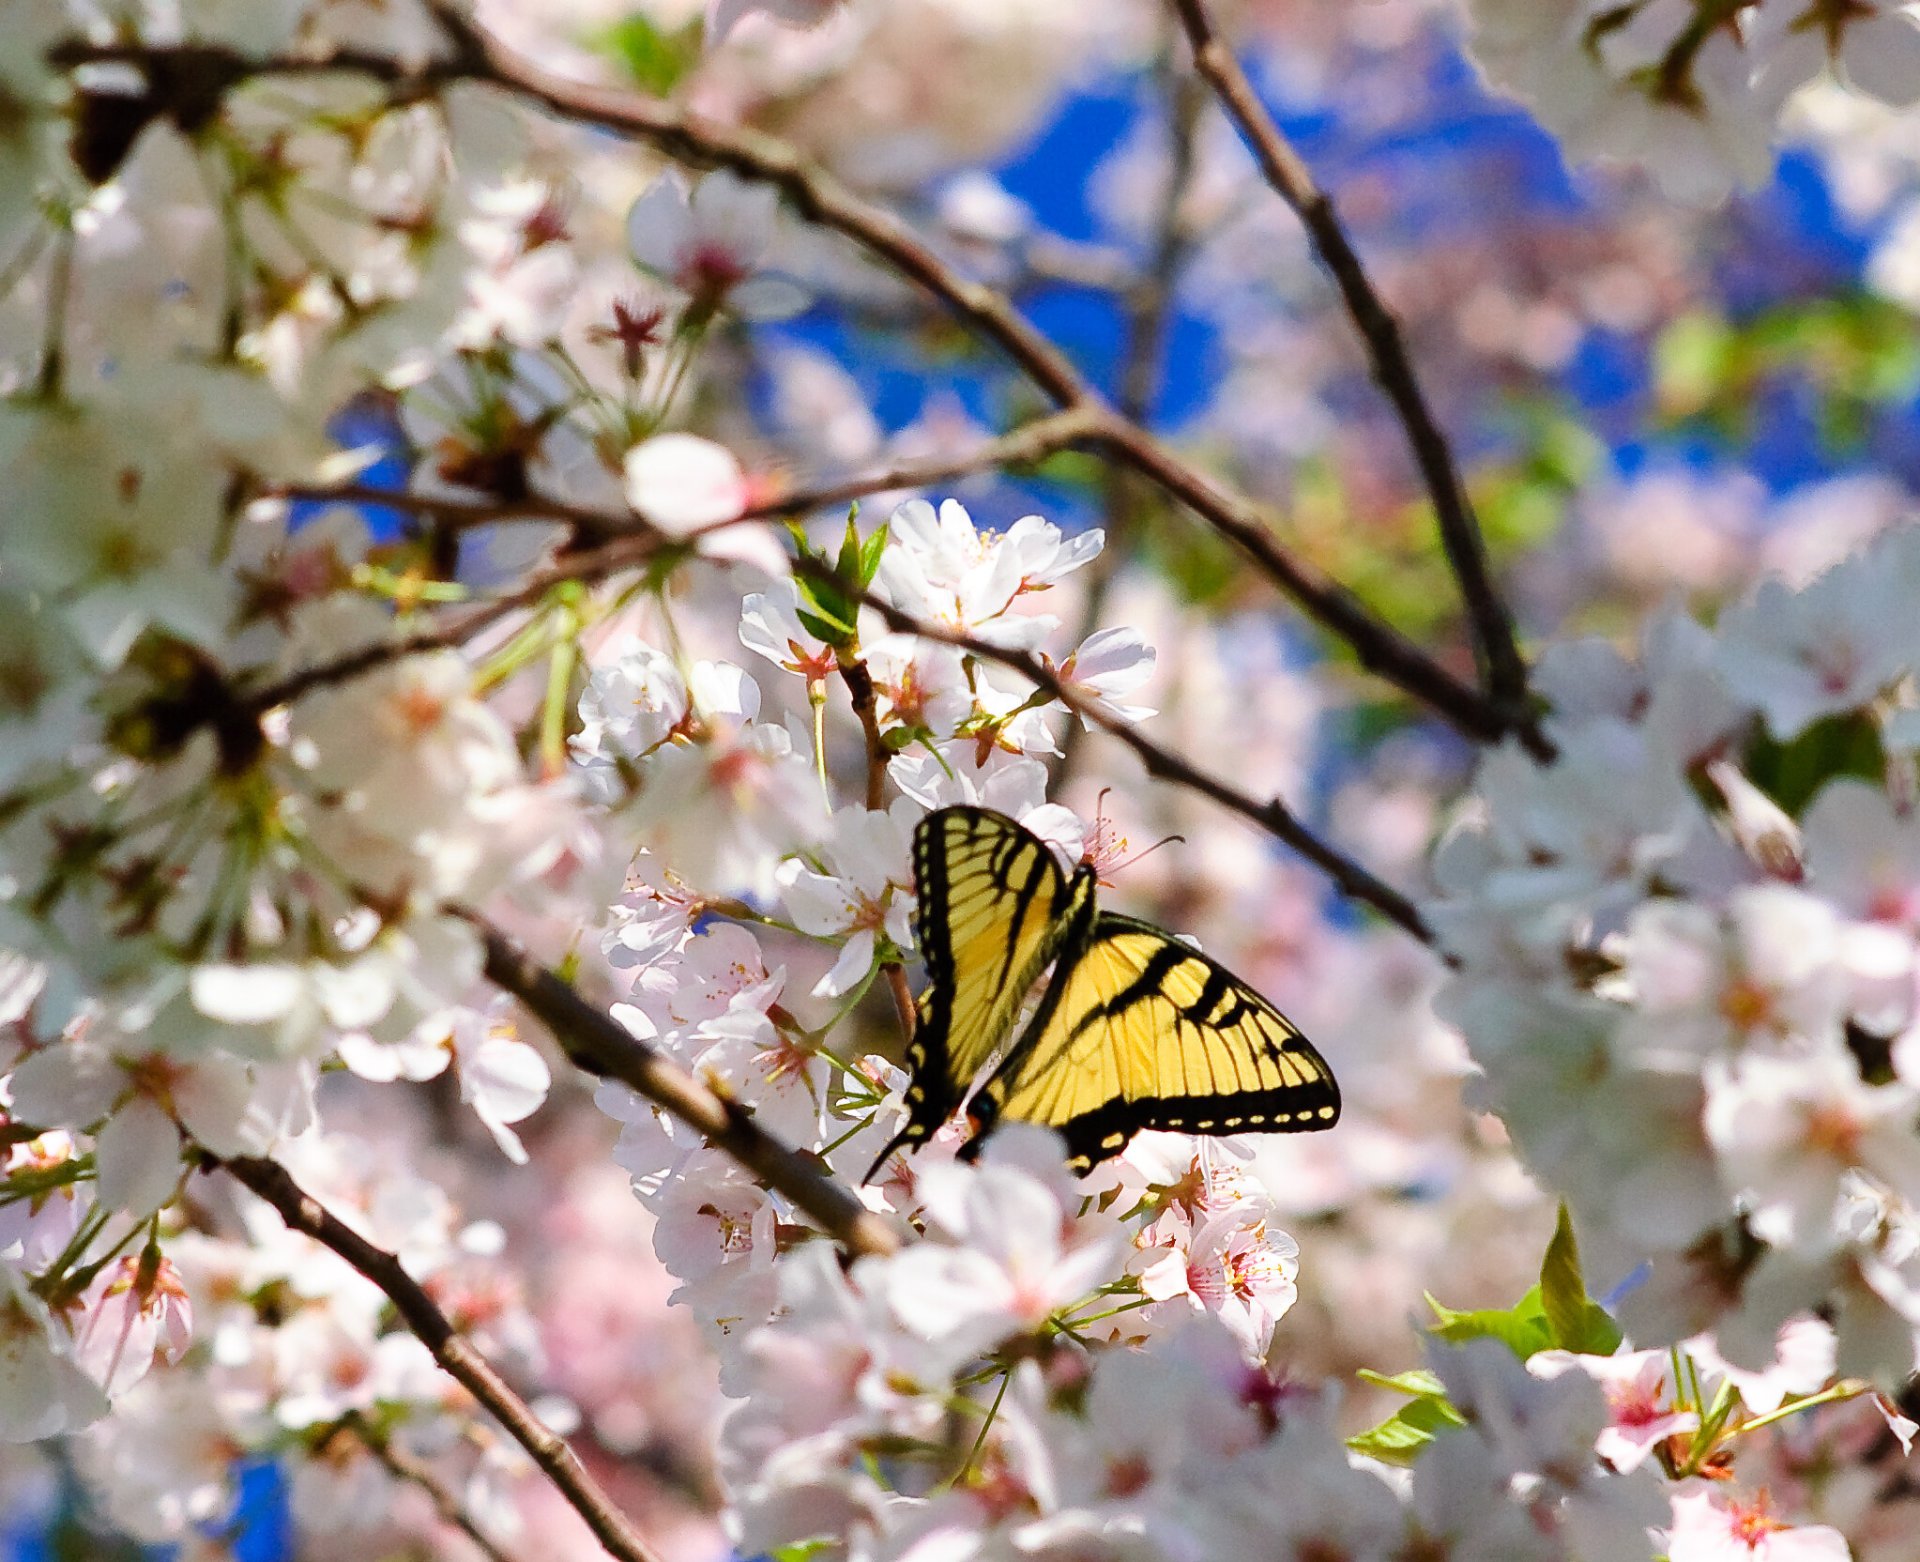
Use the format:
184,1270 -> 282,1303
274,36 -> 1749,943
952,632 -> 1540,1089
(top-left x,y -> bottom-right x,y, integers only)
871,805 -> 1340,1173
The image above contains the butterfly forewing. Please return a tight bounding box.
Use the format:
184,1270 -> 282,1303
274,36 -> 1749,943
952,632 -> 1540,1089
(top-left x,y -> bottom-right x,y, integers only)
972,912 -> 1340,1168
880,807 -> 1090,1163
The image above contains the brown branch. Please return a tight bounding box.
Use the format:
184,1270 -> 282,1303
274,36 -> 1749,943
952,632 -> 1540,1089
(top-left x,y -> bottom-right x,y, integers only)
811,568 -> 1435,943
230,411 -> 1103,719
272,409 -> 1101,545
746,409 -> 1102,522
1086,420 -> 1511,744
835,650 -> 921,1045
215,1154 -> 664,1562
51,21 -> 1514,744
238,608 -> 513,716
1062,44 -> 1207,780
837,652 -> 889,814
324,1415 -> 520,1562
427,6 -> 1091,407
270,480 -> 647,548
463,913 -> 904,1259
1165,0 -> 1533,732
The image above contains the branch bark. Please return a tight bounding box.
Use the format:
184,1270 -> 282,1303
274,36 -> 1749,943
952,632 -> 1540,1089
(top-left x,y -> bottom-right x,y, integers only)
48,21 -> 1516,744
322,1415 -> 521,1562
835,649 -> 922,1045
215,1154 -> 663,1562
1165,0 -> 1534,732
463,913 -> 904,1259
808,565 -> 1436,944
268,408 -> 1102,546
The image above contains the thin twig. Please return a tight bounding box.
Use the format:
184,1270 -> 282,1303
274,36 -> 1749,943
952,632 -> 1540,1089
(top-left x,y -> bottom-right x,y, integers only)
270,409 -> 1101,543
1062,42 -> 1206,779
812,567 -> 1434,943
239,607 -> 516,716
46,25 -> 1513,744
835,649 -> 921,1044
1164,0 -> 1533,732
323,1415 -> 520,1562
214,1154 -> 664,1562
272,481 -> 648,547
462,913 -> 904,1259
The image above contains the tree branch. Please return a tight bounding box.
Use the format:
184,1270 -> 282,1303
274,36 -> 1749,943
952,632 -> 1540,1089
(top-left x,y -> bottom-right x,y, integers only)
269,409 -> 1103,545
1063,43 -> 1206,779
1084,419 -> 1512,744
835,650 -> 921,1044
1164,0 -> 1533,729
810,567 -> 1435,944
321,1414 -> 521,1562
462,913 -> 904,1259
214,1154 -> 663,1562
48,22 -> 1515,744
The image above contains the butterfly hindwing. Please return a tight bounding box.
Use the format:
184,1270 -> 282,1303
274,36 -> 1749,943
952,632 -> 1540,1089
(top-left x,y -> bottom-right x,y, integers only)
969,912 -> 1340,1169
874,807 -> 1092,1169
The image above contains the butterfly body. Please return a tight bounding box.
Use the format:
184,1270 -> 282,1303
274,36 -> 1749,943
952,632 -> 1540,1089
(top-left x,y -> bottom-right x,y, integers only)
874,805 -> 1340,1174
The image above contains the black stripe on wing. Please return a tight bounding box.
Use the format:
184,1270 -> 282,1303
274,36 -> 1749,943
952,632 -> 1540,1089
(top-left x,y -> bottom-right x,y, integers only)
870,807 -> 1080,1178
1052,1076 -> 1342,1169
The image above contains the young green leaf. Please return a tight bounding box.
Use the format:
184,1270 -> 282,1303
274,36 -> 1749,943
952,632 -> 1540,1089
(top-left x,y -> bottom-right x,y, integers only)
1426,1286 -> 1555,1361
1540,1203 -> 1623,1356
1346,1380 -> 1467,1468
858,521 -> 890,589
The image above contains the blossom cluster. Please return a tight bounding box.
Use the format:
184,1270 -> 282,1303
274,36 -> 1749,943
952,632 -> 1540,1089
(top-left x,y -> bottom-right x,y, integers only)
1433,521 -> 1920,1390
4,0 -> 1920,1556
1464,0 -> 1920,202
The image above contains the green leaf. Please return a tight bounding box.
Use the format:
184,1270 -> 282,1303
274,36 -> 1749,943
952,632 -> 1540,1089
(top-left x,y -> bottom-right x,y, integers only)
1426,1286 -> 1555,1360
1654,311 -> 1736,419
768,1544 -> 832,1562
598,15 -> 703,96
795,602 -> 856,646
1026,449 -> 1104,495
1356,1367 -> 1449,1397
858,521 -> 890,589
1346,1389 -> 1468,1467
1539,1203 -> 1622,1356
1742,710 -> 1886,817
834,514 -> 864,584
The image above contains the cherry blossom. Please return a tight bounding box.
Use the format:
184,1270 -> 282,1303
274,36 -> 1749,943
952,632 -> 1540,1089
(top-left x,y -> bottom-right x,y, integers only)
626,171 -> 809,322
1666,1488 -> 1850,1562
775,801 -> 918,996
623,433 -> 751,536
11,1 -> 1920,1555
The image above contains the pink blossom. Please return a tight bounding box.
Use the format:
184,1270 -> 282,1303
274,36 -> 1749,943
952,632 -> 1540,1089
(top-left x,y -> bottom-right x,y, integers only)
1529,1349 -> 1698,1473
70,1251 -> 193,1398
1665,1488 -> 1849,1562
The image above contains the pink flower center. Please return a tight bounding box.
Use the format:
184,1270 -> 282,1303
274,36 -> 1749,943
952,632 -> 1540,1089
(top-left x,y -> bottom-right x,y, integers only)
1867,884 -> 1919,926
709,745 -> 764,791
1718,977 -> 1775,1035
1809,640 -> 1862,696
1104,1453 -> 1151,1498
685,243 -> 750,300
1729,1493 -> 1784,1549
1605,1381 -> 1663,1428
